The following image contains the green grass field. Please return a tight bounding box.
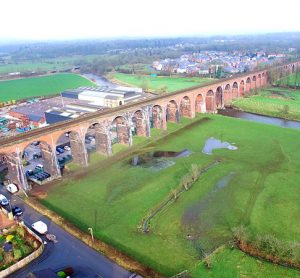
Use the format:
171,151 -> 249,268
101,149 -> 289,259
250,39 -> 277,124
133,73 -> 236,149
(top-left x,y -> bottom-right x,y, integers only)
0,73 -> 95,102
42,114 -> 300,277
0,55 -> 99,75
233,87 -> 300,120
111,73 -> 214,93
277,71 -> 300,87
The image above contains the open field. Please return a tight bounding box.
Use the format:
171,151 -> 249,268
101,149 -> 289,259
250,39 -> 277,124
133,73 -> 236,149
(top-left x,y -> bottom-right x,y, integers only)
277,71 -> 300,87
0,73 -> 95,102
41,114 -> 300,277
232,87 -> 300,120
0,55 -> 99,75
110,73 -> 214,93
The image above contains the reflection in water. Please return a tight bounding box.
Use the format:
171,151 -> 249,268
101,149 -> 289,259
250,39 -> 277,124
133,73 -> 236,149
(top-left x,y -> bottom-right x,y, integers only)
202,137 -> 237,155
131,149 -> 192,171
219,108 -> 300,130
82,73 -> 117,88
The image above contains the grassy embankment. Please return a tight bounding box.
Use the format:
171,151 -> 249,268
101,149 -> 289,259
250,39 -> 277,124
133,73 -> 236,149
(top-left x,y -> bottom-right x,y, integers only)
41,114 -> 300,277
110,72 -> 214,93
233,87 -> 300,121
277,71 -> 300,87
0,73 -> 95,102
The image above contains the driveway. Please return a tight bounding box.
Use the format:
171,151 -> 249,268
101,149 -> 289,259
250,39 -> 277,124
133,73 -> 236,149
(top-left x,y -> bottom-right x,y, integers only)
0,187 -> 131,278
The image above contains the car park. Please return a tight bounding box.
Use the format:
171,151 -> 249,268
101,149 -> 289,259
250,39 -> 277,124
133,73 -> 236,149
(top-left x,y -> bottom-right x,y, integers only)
12,206 -> 23,216
6,183 -> 18,194
0,194 -> 9,206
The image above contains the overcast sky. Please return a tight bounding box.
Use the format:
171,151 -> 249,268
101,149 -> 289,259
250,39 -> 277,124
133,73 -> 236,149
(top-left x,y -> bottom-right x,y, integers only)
1,0 -> 300,40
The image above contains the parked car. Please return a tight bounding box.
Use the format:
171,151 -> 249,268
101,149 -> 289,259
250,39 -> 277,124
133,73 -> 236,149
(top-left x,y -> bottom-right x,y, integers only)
56,147 -> 64,154
0,194 -> 9,206
33,153 -> 42,159
35,164 -> 43,171
31,221 -> 48,234
64,145 -> 71,151
12,206 -> 23,216
31,141 -> 40,146
28,266 -> 74,278
6,183 -> 18,194
26,170 -> 34,177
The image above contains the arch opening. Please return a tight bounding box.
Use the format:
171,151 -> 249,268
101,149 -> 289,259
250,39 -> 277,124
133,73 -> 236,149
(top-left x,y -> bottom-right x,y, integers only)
215,86 -> 223,108
151,105 -> 164,129
167,100 -> 180,122
180,96 -> 192,118
205,90 -> 215,112
195,94 -> 204,113
132,110 -> 147,136
111,116 -> 130,145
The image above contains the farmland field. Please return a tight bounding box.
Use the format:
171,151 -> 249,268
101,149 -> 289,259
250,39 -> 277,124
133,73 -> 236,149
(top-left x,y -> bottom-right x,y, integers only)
233,87 -> 300,121
110,73 -> 214,93
0,73 -> 95,102
41,114 -> 300,277
0,55 -> 99,75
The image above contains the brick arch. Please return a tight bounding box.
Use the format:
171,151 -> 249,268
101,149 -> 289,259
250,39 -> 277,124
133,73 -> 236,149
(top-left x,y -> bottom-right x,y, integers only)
215,86 -> 223,108
167,100 -> 180,123
23,140 -> 59,178
245,77 -> 251,92
257,74 -> 262,87
206,90 -> 215,112
224,84 -> 231,104
195,93 -> 204,113
132,109 -> 148,136
232,82 -> 238,98
152,105 -> 164,129
252,75 -> 257,90
261,72 -> 266,86
111,116 -> 130,145
180,96 -> 192,118
239,80 -> 245,96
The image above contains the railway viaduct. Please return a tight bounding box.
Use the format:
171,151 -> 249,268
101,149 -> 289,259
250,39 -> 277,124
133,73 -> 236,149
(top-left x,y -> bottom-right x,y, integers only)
1,61 -> 299,191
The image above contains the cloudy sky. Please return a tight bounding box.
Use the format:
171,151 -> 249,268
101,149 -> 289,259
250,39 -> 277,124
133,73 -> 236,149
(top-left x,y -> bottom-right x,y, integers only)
1,0 -> 300,40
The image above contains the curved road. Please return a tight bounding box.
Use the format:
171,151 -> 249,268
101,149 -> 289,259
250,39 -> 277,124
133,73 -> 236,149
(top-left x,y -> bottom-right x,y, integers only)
0,188 -> 131,278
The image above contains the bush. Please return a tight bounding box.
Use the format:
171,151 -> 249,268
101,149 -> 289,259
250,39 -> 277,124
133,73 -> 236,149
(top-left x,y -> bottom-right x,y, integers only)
57,271 -> 67,278
232,225 -> 249,243
16,226 -> 25,238
13,248 -> 22,260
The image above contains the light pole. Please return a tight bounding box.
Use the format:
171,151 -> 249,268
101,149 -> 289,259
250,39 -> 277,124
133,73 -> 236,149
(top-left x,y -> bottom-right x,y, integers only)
88,227 -> 94,242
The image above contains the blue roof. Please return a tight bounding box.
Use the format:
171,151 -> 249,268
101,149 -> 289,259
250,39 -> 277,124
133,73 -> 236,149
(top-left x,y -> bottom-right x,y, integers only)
28,114 -> 43,122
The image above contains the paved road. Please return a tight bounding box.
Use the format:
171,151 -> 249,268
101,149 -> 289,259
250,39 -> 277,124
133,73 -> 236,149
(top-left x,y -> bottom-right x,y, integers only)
0,187 -> 131,278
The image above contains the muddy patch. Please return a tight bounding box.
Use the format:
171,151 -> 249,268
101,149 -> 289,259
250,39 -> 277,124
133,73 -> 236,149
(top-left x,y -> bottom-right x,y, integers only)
130,149 -> 192,171
182,172 -> 236,254
202,137 -> 237,155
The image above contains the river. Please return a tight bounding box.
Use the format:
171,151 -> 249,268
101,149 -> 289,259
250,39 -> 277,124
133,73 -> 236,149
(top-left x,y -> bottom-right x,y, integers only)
218,108 -> 300,130
82,73 -> 118,88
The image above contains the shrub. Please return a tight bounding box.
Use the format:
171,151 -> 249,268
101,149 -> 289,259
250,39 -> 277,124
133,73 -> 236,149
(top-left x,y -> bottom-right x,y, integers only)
13,248 -> 22,260
16,226 -> 25,238
232,225 -> 248,243
57,271 -> 67,278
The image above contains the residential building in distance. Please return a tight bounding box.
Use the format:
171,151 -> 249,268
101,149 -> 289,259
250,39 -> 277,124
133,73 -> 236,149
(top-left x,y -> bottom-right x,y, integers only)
152,50 -> 287,76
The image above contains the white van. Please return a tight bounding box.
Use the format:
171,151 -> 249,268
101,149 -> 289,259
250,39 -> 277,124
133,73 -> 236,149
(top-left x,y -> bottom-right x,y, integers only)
31,221 -> 48,235
6,183 -> 18,194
